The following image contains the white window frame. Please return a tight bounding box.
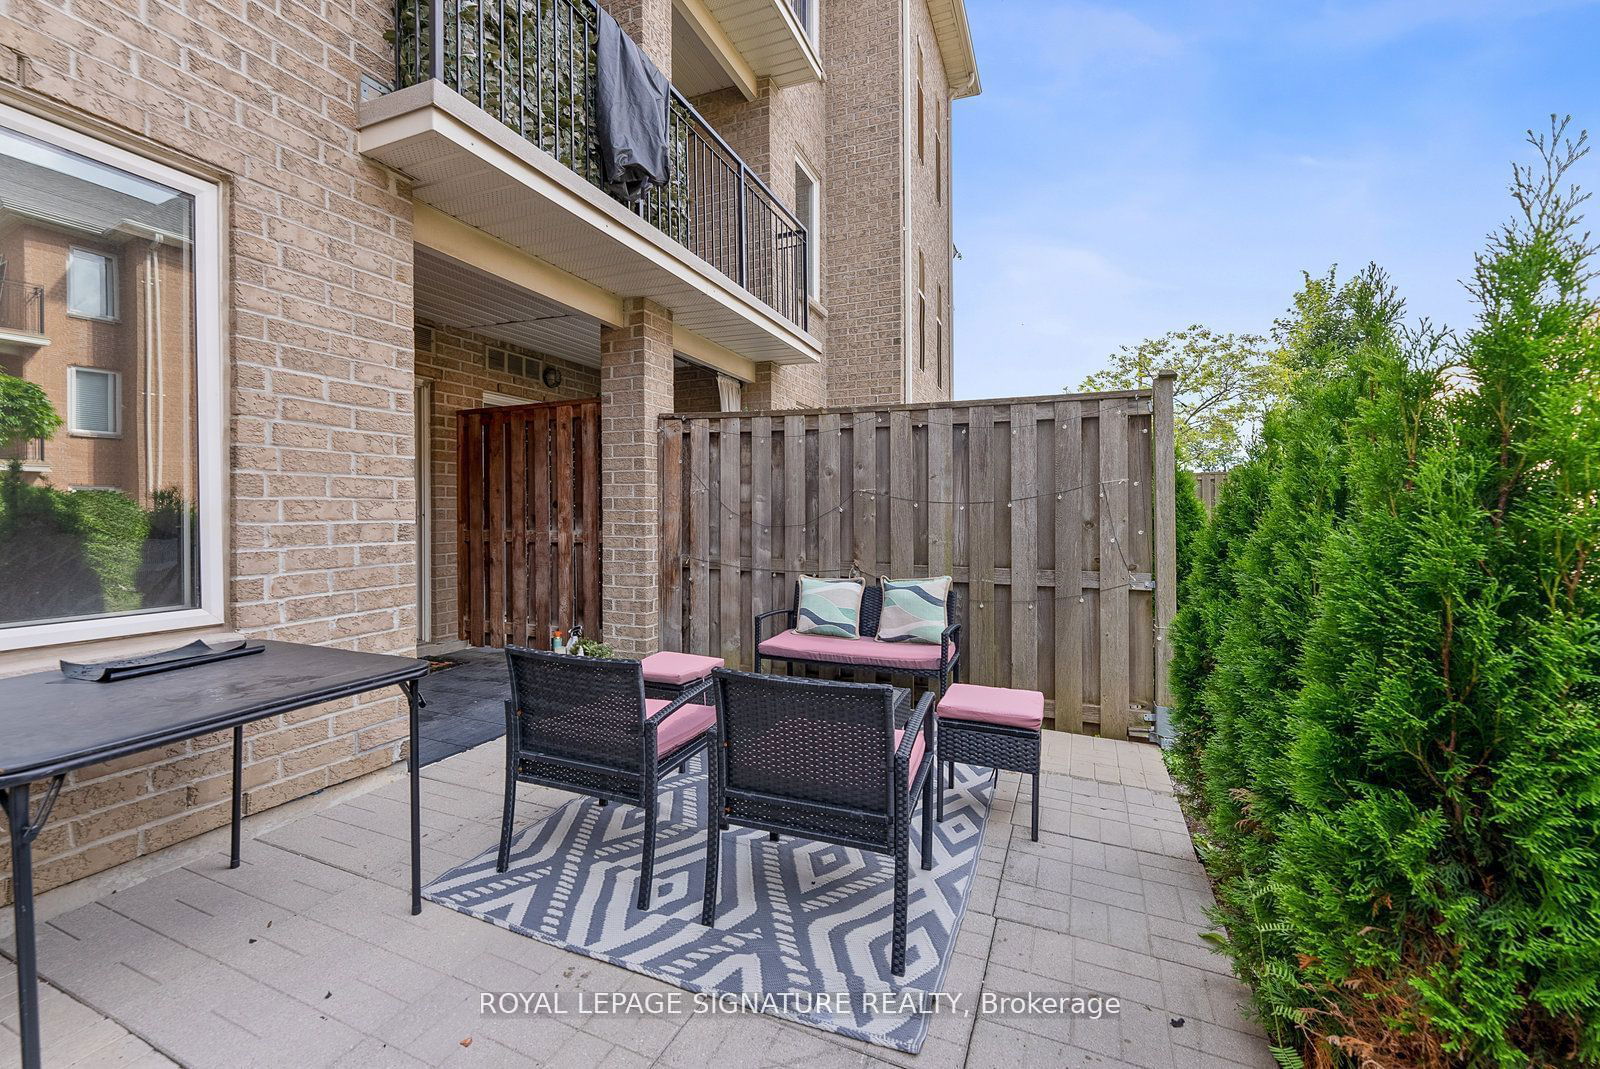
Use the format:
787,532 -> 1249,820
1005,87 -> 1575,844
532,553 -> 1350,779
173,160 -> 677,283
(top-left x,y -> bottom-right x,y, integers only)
67,246 -> 118,322
794,157 -> 821,301
0,101 -> 226,652
793,0 -> 819,45
66,366 -> 122,438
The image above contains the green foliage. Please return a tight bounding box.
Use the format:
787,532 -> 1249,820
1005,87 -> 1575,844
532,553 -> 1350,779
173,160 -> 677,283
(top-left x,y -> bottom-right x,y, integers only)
1081,326 -> 1272,468
68,489 -> 150,613
571,636 -> 618,659
1169,119 -> 1600,1066
1083,269 -> 1409,469
0,475 -> 166,620
1174,468 -> 1207,587
0,371 -> 61,450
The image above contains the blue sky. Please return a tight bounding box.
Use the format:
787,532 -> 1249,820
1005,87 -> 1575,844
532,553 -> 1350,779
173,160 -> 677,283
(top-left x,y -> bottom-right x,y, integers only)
950,0 -> 1600,399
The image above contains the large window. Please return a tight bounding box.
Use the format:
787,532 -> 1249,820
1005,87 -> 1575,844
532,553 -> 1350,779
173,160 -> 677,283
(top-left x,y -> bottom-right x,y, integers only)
68,248 -> 117,320
794,159 -> 821,301
68,367 -> 121,437
0,104 -> 223,650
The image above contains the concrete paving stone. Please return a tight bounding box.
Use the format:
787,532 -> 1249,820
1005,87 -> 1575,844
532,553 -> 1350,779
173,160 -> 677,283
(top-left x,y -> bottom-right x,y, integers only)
0,729 -> 1272,1068
967,872 -> 1000,915
1004,844 -> 1043,889
1149,933 -> 1236,977
1144,911 -> 1220,953
956,907 -> 996,948
327,1035 -> 431,1068
965,1018 -> 1083,1069
989,919 -> 1076,982
186,842 -> 366,912
854,1033 -> 967,1069
1175,1020 -> 1279,1068
1068,956 -> 1168,1012
1076,998 -> 1183,1069
1156,958 -> 1260,1031
1069,934 -> 1163,984
1103,903 -> 1153,954
655,1011 -> 845,1069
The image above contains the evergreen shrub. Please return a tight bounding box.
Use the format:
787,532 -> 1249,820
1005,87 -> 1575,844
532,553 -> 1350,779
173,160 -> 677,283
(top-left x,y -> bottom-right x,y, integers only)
1169,121 -> 1600,1066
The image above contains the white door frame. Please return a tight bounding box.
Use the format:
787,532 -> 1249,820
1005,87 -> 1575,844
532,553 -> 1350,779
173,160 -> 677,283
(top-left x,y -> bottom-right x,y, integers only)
414,380 -> 433,647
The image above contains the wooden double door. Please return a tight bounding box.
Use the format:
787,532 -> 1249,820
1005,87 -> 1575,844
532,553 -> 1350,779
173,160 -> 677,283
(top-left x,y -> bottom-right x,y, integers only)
457,398 -> 601,648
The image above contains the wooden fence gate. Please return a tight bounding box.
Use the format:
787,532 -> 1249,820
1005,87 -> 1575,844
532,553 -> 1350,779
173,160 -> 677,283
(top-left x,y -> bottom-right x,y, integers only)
657,379 -> 1178,739
457,398 -> 602,648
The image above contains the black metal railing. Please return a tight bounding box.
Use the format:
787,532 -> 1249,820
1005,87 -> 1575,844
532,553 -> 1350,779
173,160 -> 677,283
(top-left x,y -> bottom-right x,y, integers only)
0,279 -> 45,336
391,0 -> 809,331
0,436 -> 45,468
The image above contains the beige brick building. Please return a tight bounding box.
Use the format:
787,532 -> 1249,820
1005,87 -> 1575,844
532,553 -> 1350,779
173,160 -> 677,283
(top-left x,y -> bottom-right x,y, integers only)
0,0 -> 978,903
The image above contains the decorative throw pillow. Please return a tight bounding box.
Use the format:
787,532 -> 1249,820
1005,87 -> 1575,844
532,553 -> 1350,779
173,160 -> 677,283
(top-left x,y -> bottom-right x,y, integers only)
875,576 -> 952,644
794,576 -> 866,639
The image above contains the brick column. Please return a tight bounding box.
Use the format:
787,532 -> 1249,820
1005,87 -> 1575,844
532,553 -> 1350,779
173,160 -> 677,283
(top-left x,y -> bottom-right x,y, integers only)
600,298 -> 675,657
604,0 -> 672,74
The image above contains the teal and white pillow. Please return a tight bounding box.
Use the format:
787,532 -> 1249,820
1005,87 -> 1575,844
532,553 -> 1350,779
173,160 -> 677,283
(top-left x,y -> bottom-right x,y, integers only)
795,576 -> 866,639
875,576 -> 952,644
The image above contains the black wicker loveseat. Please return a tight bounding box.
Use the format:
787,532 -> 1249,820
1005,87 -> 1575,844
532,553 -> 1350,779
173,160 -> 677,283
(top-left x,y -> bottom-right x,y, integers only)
753,581 -> 962,695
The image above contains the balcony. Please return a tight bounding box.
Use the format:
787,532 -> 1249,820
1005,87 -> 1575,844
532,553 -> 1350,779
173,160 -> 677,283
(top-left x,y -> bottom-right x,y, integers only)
0,278 -> 47,353
671,0 -> 822,99
0,435 -> 49,476
363,0 -> 818,365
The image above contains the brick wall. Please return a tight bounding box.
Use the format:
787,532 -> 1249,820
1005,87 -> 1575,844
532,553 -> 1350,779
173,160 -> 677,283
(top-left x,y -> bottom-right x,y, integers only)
0,0 -> 416,904
598,298 -> 674,657
672,360 -> 722,413
821,0 -> 907,408
907,0 -> 955,403
414,320 -> 600,647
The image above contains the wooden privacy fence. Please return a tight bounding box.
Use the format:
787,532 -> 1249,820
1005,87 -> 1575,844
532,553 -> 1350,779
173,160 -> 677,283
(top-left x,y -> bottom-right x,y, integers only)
657,377 -> 1178,739
1191,470 -> 1228,511
457,398 -> 602,648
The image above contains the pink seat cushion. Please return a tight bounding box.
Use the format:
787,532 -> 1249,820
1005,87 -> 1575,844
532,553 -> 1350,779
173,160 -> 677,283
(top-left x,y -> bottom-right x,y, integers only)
758,629 -> 953,670
641,651 -> 725,685
644,698 -> 717,754
893,726 -> 929,787
937,683 -> 1044,731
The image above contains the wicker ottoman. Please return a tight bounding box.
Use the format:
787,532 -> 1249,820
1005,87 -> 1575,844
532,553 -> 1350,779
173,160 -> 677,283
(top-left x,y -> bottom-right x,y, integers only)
642,652 -> 725,774
936,683 -> 1044,841
641,651 -> 726,700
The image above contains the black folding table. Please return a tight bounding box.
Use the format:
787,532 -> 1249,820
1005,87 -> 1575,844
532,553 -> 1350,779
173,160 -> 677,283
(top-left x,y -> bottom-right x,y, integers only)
0,640 -> 430,1069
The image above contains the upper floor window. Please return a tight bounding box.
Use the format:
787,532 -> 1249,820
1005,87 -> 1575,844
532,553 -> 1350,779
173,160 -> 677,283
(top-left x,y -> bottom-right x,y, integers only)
0,103 -> 224,651
916,45 -> 925,163
792,0 -> 819,44
68,248 -> 117,320
916,250 -> 926,370
794,160 -> 821,300
68,367 -> 121,437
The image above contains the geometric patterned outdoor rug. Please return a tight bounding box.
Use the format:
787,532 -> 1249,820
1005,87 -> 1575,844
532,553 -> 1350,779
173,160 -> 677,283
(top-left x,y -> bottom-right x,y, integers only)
423,758 -> 995,1052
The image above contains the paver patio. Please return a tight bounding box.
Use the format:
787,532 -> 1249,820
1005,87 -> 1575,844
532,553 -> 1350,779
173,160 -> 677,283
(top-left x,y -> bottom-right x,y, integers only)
2,730 -> 1270,1068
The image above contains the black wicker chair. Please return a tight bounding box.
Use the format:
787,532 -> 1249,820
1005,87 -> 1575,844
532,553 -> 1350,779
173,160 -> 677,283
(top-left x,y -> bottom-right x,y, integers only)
498,646 -> 716,910
753,582 -> 962,696
700,669 -> 937,975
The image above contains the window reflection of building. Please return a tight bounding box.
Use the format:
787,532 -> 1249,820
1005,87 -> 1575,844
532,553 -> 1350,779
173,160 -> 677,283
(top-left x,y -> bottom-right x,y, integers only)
0,127 -> 196,502
0,120 -> 206,631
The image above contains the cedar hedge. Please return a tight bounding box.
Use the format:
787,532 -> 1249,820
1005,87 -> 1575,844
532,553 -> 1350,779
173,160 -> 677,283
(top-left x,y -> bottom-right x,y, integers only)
1169,121 -> 1600,1067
